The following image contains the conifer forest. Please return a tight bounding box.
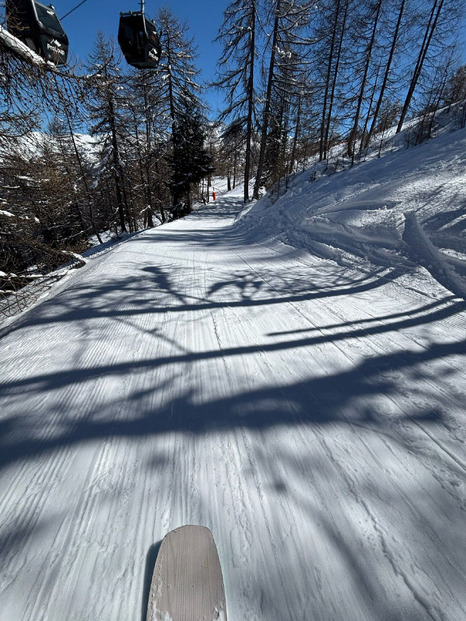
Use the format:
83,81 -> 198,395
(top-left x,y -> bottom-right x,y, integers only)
1,0 -> 465,300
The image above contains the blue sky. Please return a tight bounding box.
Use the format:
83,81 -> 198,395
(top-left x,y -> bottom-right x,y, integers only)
58,0 -> 228,114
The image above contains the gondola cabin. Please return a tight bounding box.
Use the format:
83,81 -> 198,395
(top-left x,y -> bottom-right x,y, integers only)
5,0 -> 68,65
118,12 -> 161,69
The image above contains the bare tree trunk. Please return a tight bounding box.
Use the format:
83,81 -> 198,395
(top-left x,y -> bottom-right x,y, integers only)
347,0 -> 382,159
323,0 -> 348,160
319,0 -> 342,162
289,95 -> 302,174
253,0 -> 281,200
365,0 -> 406,149
396,0 -> 446,133
109,101 -> 127,233
244,10 -> 256,203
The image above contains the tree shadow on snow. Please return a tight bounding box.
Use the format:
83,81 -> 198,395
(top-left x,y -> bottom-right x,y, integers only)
0,327 -> 464,470
1,203 -> 466,620
0,263 -> 425,337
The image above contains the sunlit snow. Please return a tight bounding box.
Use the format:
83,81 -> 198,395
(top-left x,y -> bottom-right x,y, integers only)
0,122 -> 465,620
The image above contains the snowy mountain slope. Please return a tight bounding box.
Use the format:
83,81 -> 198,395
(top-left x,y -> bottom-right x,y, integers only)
240,125 -> 466,300
0,130 -> 465,621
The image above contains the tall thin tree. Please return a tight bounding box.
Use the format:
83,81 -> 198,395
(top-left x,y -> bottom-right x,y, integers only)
215,0 -> 259,202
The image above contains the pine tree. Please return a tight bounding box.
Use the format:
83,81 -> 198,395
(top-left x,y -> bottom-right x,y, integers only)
169,89 -> 213,210
219,120 -> 245,191
156,8 -> 203,125
155,8 -> 209,210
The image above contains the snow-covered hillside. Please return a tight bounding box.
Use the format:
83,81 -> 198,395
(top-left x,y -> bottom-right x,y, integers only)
0,124 -> 465,621
240,122 -> 466,301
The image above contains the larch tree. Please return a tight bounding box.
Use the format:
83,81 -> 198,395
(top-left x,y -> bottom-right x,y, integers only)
124,67 -> 169,226
0,30 -> 88,291
253,0 -> 312,199
345,0 -> 383,159
312,0 -> 352,162
215,0 -> 260,202
396,0 -> 460,133
86,33 -> 131,233
362,0 -> 406,151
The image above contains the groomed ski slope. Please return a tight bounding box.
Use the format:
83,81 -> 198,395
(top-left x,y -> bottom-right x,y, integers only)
1,129 -> 466,620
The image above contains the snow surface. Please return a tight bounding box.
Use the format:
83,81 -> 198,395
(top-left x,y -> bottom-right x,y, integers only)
1,127 -> 466,621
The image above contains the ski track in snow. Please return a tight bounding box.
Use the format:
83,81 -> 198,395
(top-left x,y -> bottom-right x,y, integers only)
0,185 -> 466,620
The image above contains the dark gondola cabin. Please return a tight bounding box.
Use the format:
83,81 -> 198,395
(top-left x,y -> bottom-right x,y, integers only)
118,12 -> 161,69
5,0 -> 69,65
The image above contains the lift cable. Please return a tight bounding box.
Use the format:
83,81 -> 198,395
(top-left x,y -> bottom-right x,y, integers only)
61,0 -> 147,22
61,0 -> 91,21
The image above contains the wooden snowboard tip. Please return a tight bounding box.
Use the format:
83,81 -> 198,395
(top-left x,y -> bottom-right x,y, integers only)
146,524 -> 227,621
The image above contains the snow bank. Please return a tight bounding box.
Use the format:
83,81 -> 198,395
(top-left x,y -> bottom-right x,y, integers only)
240,121 -> 466,298
0,25 -> 48,67
403,212 -> 466,299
